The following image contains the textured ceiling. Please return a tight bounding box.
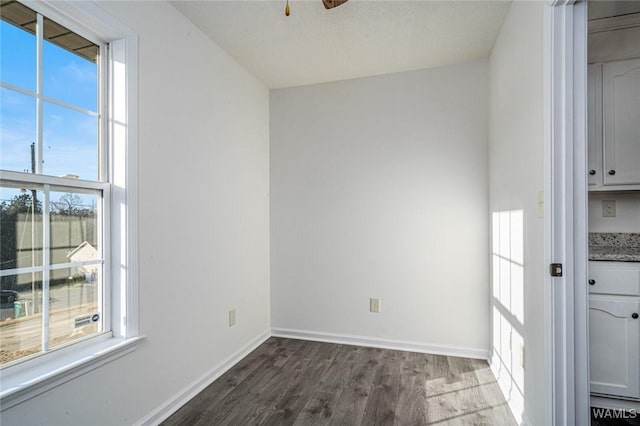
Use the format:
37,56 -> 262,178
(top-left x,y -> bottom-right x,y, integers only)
172,0 -> 512,89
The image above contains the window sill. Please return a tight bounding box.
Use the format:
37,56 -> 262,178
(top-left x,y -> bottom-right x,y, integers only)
0,335 -> 144,411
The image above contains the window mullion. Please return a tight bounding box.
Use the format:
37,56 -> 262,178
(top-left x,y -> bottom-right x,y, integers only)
41,184 -> 50,352
98,199 -> 106,333
35,13 -> 43,175
37,12 -> 48,352
99,43 -> 108,183
30,187 -> 37,319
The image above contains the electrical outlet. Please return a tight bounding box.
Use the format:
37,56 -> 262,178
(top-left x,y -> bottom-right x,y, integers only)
370,297 -> 380,313
228,308 -> 236,327
602,200 -> 616,217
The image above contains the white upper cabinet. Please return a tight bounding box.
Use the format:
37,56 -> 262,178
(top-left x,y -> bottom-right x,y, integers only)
603,58 -> 640,186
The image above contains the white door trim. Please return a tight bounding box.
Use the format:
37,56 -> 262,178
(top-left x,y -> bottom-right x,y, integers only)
544,1 -> 590,425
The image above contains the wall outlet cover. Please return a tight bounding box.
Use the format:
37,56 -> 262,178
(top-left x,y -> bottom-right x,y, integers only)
602,200 -> 616,217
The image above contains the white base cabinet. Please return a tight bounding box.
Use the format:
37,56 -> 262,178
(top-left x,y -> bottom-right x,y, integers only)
589,262 -> 640,400
590,295 -> 640,398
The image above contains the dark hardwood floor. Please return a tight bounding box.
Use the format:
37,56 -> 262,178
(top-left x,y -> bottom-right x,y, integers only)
162,337 -> 516,425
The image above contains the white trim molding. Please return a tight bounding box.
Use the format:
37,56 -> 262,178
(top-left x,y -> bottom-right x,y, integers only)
271,328 -> 489,360
591,395 -> 640,412
134,330 -> 271,426
0,336 -> 144,411
588,13 -> 640,34
545,0 -> 590,425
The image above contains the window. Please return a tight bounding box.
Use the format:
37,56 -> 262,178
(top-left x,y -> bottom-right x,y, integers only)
0,0 -> 138,407
1,1 -> 106,366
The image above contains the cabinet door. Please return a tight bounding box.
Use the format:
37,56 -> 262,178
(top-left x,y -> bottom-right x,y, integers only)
603,58 -> 640,185
589,295 -> 640,398
588,63 -> 603,186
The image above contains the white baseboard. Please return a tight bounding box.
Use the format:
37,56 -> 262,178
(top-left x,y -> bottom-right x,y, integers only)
271,327 -> 489,360
134,329 -> 271,426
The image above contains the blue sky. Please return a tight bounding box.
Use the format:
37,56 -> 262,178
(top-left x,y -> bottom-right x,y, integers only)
1,19 -> 98,181
1,19 -> 98,207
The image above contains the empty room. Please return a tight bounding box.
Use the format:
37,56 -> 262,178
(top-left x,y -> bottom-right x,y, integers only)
0,0 -> 638,425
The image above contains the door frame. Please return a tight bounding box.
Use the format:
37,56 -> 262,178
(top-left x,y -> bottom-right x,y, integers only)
544,1 -> 590,425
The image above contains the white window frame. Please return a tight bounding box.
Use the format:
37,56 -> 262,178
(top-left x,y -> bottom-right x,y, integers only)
0,0 -> 141,410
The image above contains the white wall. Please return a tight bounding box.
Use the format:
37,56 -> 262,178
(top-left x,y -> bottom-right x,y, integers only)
589,192 -> 640,233
270,61 -> 490,353
1,2 -> 270,425
488,1 -> 549,425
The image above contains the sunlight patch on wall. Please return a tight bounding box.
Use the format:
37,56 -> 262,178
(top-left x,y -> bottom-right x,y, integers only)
491,209 -> 525,424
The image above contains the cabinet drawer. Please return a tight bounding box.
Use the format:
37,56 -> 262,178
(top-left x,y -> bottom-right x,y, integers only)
589,263 -> 640,296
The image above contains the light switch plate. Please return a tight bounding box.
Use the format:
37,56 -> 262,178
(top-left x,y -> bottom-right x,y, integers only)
537,190 -> 544,218
229,308 -> 236,327
370,298 -> 380,313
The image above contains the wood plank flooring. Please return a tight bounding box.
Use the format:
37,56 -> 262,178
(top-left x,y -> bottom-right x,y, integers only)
162,337 -> 516,426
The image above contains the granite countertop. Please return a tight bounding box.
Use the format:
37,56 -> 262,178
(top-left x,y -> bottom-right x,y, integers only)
589,233 -> 640,262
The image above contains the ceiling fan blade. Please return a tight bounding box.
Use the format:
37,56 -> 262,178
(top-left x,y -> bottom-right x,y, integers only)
322,0 -> 349,10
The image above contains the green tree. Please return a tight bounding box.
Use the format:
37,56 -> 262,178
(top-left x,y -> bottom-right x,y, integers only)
51,193 -> 95,217
0,193 -> 41,216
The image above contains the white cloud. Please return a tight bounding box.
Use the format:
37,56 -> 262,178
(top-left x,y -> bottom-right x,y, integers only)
61,61 -> 96,84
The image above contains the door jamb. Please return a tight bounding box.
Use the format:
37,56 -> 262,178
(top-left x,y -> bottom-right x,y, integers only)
544,1 -> 590,425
